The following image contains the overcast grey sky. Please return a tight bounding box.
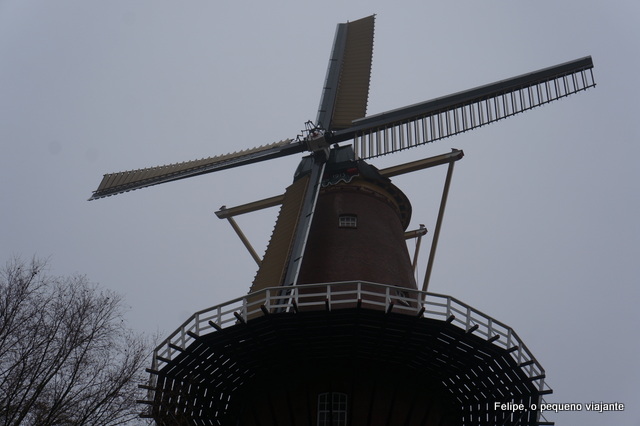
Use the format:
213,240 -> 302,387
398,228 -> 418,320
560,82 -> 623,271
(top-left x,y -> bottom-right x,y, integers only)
1,1 -> 638,424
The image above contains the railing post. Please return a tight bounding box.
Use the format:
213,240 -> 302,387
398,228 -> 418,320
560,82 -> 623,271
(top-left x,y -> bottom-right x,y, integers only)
385,285 -> 390,310
242,297 -> 248,323
265,289 -> 271,311
487,317 -> 493,340
538,377 -> 546,392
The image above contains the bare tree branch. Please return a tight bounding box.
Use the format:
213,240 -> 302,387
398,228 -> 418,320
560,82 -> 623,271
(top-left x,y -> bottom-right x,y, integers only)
0,257 -> 152,426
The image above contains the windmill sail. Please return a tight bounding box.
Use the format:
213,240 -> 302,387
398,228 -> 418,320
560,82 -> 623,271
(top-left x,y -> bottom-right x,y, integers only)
316,15 -> 375,131
332,56 -> 595,159
89,139 -> 303,200
248,174 -> 312,294
90,15 -> 595,203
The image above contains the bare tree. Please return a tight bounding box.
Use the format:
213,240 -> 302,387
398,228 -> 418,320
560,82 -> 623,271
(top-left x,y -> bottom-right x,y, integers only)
0,257 -> 150,426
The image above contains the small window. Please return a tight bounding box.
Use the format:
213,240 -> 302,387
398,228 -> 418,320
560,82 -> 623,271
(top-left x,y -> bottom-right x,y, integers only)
338,214 -> 357,228
317,392 -> 347,426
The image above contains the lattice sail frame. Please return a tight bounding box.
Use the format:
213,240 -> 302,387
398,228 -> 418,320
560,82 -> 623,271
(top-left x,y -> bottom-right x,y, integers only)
339,57 -> 596,159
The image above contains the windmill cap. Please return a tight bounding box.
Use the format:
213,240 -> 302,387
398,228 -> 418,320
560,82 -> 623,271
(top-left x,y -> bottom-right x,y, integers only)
294,145 -> 412,229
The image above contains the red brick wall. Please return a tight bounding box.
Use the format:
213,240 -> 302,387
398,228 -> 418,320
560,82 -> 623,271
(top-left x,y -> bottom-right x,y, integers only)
298,178 -> 416,291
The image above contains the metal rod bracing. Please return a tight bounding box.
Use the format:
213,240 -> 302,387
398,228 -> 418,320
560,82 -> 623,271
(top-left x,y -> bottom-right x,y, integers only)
422,159 -> 456,293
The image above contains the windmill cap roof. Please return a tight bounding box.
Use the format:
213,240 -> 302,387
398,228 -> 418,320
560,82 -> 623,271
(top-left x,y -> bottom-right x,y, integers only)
294,146 -> 412,229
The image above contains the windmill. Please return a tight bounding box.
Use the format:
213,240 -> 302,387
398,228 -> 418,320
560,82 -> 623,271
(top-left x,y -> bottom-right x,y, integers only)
93,15 -> 595,426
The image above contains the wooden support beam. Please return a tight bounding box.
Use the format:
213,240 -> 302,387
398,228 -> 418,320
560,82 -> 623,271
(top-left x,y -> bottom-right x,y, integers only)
260,304 -> 270,316
486,334 -> 500,343
407,225 -> 427,274
213,150 -> 464,220
168,343 -> 184,352
404,225 -> 427,240
466,323 -> 479,333
208,320 -> 222,331
214,195 -> 284,218
423,157 -> 456,292
233,311 -> 246,324
138,384 -> 156,390
219,213 -> 262,266
378,149 -> 464,178
386,302 -> 395,314
156,355 -> 171,364
505,345 -> 519,354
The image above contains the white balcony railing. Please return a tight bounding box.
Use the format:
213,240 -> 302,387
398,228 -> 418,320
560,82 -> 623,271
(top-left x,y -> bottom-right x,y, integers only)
149,281 -> 551,398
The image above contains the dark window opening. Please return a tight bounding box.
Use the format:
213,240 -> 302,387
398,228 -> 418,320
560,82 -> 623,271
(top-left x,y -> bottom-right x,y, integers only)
338,214 -> 357,228
317,392 -> 347,426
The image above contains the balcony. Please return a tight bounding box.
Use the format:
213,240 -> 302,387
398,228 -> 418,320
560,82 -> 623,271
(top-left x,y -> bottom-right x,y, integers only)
143,281 -> 555,425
